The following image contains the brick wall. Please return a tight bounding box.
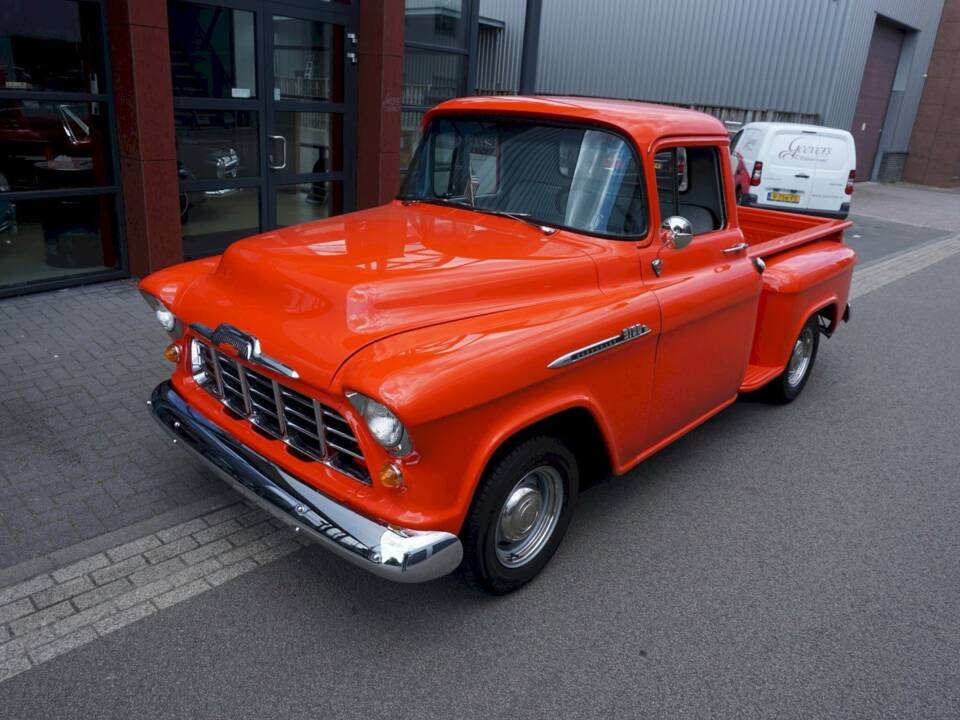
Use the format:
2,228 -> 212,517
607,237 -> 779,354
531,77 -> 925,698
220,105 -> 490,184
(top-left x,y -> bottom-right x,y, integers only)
903,0 -> 960,188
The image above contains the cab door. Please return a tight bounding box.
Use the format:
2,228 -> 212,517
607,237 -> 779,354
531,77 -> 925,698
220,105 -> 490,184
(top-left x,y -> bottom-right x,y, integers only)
639,142 -> 762,447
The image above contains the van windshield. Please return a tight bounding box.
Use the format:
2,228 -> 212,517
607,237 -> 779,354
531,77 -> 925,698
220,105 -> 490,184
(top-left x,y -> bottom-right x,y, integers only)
398,117 -> 647,237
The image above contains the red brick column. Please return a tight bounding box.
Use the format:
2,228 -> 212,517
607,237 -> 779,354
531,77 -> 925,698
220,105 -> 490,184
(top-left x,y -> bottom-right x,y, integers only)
357,0 -> 404,208
903,0 -> 960,187
107,0 -> 182,277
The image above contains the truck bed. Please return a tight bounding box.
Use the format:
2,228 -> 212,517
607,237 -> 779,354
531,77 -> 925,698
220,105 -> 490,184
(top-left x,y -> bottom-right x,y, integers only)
738,206 -> 852,260
736,205 -> 857,393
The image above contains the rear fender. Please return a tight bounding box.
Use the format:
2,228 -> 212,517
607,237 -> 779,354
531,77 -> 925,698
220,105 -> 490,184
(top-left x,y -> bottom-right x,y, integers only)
749,241 -> 856,368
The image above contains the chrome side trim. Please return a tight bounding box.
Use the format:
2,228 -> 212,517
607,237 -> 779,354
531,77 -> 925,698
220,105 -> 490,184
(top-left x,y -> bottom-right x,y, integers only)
149,382 -> 462,583
548,324 -> 651,369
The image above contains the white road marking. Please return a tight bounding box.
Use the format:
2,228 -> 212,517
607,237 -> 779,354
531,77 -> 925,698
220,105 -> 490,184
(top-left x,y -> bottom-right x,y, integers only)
851,233 -> 960,299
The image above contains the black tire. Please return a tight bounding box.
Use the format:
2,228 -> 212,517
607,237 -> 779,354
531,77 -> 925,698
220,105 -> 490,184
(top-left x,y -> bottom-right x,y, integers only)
461,436 -> 578,595
767,315 -> 820,404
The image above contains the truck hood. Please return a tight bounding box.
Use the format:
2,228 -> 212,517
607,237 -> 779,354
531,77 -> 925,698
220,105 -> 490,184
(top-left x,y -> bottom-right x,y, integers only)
174,202 -> 602,389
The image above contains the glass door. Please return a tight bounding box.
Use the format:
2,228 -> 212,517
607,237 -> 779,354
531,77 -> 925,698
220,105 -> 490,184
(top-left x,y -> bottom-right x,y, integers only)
264,3 -> 356,228
169,0 -> 356,259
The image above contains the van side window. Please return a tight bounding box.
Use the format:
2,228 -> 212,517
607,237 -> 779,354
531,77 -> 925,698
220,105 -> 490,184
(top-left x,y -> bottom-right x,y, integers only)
654,146 -> 725,235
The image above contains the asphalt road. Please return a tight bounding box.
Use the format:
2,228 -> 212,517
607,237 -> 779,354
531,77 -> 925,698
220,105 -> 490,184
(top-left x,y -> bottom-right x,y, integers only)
2,233 -> 959,718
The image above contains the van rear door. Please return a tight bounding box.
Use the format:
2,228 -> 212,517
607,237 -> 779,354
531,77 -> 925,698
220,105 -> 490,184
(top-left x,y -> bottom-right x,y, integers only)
761,129 -> 824,210
807,131 -> 852,214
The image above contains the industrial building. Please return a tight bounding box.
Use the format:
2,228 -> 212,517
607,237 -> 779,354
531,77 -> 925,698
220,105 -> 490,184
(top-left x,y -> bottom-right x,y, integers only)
1,0 -> 955,297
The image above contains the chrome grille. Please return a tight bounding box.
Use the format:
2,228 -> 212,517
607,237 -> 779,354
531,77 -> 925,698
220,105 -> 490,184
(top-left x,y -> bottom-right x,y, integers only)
191,339 -> 369,483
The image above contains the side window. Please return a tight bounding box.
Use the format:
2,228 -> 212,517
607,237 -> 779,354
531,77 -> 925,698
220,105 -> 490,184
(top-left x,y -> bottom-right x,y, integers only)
431,129 -> 457,196
730,129 -> 743,152
654,146 -> 725,235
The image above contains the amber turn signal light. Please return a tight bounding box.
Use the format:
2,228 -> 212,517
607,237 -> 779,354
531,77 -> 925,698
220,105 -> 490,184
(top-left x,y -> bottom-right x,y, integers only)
163,343 -> 182,363
378,463 -> 404,489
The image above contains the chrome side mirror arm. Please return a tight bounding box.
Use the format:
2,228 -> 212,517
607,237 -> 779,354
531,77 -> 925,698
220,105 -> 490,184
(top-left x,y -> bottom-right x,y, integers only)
660,216 -> 694,250
652,216 -> 693,276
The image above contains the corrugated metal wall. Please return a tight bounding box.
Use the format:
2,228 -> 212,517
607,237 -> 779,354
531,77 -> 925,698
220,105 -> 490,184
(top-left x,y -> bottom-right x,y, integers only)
480,0 -> 944,160
477,0 -> 526,93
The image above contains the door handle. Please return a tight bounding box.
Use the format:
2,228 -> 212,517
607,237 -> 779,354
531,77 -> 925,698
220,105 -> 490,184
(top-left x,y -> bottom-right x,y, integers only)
268,135 -> 287,170
795,173 -> 810,179
722,242 -> 749,254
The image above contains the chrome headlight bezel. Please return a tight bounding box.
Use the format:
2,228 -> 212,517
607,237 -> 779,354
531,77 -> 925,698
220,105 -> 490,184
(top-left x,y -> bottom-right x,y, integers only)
347,392 -> 413,457
140,291 -> 183,339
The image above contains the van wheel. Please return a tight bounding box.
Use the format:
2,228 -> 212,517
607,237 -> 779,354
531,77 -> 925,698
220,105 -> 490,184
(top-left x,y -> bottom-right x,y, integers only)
767,316 -> 820,403
461,436 -> 578,595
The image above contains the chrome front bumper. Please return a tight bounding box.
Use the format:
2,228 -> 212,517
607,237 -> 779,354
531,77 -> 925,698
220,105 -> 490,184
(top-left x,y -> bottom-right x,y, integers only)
149,382 -> 462,583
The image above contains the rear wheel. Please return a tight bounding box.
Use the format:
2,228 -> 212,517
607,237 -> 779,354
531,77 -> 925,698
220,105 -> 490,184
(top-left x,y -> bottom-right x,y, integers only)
767,316 -> 820,403
461,436 -> 578,594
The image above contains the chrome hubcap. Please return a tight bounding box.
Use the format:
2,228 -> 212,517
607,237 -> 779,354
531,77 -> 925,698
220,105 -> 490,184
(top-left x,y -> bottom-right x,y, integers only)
786,326 -> 814,387
495,466 -> 564,568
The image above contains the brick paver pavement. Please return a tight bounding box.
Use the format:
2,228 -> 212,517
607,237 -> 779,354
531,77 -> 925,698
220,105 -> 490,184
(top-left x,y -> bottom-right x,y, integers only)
0,501 -> 307,682
0,281 -> 221,569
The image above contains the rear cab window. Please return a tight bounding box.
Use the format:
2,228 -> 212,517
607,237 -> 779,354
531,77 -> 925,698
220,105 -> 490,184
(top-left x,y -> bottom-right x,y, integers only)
654,146 -> 726,235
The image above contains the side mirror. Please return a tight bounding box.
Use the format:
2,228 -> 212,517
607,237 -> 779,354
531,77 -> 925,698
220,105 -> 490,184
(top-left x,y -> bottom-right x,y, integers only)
661,216 -> 694,250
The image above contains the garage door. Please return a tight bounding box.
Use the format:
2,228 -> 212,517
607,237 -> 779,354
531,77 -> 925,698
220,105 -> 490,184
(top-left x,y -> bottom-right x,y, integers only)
850,19 -> 904,180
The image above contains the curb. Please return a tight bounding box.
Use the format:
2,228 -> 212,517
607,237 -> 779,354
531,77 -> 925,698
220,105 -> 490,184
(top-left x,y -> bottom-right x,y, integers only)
0,491 -> 238,590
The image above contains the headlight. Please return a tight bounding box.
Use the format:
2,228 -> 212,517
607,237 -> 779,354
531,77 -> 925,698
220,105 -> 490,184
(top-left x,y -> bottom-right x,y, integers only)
140,291 -> 182,338
155,306 -> 176,333
347,392 -> 413,457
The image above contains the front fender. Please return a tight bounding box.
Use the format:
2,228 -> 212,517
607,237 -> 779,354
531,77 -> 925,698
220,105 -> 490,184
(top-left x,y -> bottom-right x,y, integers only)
138,256 -> 221,315
334,289 -> 661,532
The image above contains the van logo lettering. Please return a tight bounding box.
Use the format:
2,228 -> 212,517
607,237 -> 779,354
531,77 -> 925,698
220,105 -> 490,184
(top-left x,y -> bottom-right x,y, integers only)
778,137 -> 832,162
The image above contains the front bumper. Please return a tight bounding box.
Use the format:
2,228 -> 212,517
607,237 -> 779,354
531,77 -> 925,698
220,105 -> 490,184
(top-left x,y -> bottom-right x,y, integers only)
149,381 -> 462,583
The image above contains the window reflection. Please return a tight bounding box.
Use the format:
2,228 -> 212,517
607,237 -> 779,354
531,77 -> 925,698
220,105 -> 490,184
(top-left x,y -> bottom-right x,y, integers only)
273,112 -> 342,174
0,0 -> 104,93
0,100 -> 112,192
181,187 -> 259,258
175,110 -> 259,180
168,2 -> 257,99
404,0 -> 467,49
402,49 -> 464,107
276,182 -> 342,227
0,194 -> 119,287
272,16 -> 343,102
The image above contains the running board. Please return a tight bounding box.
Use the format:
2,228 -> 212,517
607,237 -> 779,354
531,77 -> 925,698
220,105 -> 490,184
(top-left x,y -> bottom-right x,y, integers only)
739,364 -> 782,393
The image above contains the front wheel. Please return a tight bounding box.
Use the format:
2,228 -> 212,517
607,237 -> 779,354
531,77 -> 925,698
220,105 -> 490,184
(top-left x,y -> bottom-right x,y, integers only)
461,436 -> 578,594
767,316 -> 820,403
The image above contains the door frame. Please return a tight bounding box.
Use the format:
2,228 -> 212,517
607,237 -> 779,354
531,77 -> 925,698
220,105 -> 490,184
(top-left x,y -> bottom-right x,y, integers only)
171,0 -> 358,256
261,0 -> 358,228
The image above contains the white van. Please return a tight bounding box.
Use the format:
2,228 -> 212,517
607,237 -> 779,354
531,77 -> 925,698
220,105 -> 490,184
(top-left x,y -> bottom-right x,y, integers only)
731,122 -> 856,219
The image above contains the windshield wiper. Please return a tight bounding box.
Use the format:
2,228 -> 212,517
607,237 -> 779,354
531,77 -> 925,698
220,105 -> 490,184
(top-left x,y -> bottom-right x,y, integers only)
405,197 -> 558,235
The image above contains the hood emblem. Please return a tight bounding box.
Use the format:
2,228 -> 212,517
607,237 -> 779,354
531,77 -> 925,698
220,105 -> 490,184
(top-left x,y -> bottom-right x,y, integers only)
192,323 -> 300,379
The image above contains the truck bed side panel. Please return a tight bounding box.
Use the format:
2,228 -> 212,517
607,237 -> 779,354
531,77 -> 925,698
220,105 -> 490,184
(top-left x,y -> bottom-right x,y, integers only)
748,240 -> 856,371
738,205 -> 852,259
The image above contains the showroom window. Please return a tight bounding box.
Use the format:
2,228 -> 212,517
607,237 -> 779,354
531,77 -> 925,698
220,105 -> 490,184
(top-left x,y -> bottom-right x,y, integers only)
401,0 -> 479,171
0,0 -> 125,296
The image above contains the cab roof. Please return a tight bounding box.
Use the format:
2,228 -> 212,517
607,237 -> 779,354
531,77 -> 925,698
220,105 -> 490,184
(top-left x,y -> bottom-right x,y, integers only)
427,95 -> 729,150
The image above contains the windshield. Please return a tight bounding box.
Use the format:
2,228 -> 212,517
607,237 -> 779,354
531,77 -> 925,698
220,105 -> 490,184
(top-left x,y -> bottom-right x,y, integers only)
399,117 -> 647,238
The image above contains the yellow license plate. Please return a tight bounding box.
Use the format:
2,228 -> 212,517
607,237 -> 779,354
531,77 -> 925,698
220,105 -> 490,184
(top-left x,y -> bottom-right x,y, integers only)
769,191 -> 801,203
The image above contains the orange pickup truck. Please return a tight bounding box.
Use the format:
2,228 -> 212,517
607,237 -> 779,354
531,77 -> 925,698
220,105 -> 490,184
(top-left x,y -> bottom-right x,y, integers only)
143,97 -> 855,594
